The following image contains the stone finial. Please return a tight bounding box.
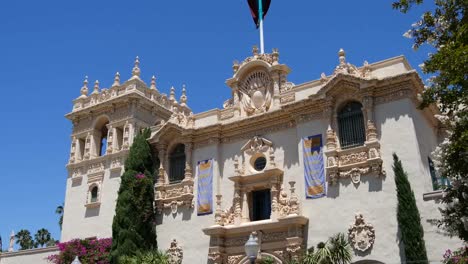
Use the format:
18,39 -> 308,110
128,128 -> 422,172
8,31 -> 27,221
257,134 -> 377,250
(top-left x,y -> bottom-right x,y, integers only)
112,72 -> 120,87
169,86 -> 176,102
338,48 -> 346,65
180,84 -> 187,106
80,76 -> 89,96
92,80 -> 100,94
131,56 -> 141,78
272,48 -> 279,64
252,45 -> 259,56
232,60 -> 239,73
150,75 -> 157,90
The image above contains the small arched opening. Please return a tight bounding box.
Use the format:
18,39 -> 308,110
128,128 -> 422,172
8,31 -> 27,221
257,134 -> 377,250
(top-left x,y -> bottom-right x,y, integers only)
94,117 -> 110,156
90,186 -> 99,203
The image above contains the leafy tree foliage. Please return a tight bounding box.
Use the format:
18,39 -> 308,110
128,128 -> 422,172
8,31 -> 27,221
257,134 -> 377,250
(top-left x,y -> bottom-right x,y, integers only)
118,250 -> 170,264
393,0 -> 468,241
34,228 -> 52,248
15,229 -> 34,250
301,233 -> 352,264
110,128 -> 157,263
393,153 -> 428,263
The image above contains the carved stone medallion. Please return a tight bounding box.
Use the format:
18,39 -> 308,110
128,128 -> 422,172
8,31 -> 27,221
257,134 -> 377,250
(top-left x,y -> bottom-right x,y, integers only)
166,239 -> 183,264
348,213 -> 375,252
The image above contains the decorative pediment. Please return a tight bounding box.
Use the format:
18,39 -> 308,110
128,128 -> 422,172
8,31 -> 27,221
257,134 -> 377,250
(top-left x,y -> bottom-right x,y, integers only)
241,136 -> 272,155
319,49 -> 372,85
149,122 -> 186,144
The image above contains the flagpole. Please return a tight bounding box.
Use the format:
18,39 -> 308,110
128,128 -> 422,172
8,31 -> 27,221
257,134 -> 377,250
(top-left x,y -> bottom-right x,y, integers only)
258,0 -> 265,54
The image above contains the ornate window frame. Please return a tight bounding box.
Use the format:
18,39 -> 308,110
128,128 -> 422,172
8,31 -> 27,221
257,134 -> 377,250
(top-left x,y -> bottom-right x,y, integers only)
154,137 -> 195,214
85,172 -> 104,208
324,96 -> 385,185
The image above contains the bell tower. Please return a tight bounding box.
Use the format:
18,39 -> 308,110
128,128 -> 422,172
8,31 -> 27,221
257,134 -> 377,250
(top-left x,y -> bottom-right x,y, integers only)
62,57 -> 191,241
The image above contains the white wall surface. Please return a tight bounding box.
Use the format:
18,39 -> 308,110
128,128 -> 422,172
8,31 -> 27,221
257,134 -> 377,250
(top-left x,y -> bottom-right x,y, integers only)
0,247 -> 58,264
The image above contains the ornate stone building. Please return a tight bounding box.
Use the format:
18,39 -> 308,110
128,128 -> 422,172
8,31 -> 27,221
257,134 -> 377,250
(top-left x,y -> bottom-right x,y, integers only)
2,48 -> 457,264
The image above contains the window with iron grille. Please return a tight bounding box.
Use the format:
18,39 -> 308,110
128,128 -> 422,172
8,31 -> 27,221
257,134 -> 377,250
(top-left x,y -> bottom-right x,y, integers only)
338,102 -> 366,149
169,144 -> 186,183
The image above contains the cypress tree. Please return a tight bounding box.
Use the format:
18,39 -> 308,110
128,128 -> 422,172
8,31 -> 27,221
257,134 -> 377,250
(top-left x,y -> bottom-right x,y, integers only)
110,128 -> 157,263
392,153 -> 428,263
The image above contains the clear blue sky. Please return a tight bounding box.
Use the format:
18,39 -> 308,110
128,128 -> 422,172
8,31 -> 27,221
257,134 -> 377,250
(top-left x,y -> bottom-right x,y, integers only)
0,0 -> 433,250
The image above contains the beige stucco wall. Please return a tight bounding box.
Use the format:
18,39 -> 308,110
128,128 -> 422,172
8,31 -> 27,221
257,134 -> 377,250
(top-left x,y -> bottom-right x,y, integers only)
0,247 -> 58,264
153,98 -> 460,263
61,166 -> 122,241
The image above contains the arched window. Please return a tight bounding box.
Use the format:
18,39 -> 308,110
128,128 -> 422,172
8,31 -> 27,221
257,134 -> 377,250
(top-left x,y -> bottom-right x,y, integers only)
338,101 -> 366,149
169,144 -> 186,183
94,117 -> 109,157
90,186 -> 99,203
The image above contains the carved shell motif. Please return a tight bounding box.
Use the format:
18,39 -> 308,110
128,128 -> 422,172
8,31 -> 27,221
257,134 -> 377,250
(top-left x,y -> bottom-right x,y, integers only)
239,71 -> 273,115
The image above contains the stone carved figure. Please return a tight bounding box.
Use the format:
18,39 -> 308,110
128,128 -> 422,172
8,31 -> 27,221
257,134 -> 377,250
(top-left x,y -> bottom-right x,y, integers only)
348,213 -> 375,252
340,167 -> 370,184
8,230 -> 14,252
278,188 -> 291,217
240,71 -> 272,116
166,239 -> 183,264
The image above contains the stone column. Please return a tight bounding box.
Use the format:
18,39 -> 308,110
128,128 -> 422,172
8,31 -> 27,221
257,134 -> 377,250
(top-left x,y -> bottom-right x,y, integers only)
122,121 -> 130,150
363,95 -> 374,123
69,136 -> 77,164
241,187 -> 250,223
106,124 -> 113,154
232,83 -> 241,118
270,183 -> 279,220
234,185 -> 242,225
83,132 -> 92,160
157,143 -> 167,186
184,142 -> 193,181
215,194 -> 223,225
271,71 -> 281,108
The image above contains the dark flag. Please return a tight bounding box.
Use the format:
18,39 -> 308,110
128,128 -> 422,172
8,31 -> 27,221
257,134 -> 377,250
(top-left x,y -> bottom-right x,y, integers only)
247,0 -> 271,28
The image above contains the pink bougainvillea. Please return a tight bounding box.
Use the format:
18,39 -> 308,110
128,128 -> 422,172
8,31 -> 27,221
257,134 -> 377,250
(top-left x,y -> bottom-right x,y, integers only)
135,173 -> 145,180
443,247 -> 468,264
47,238 -> 112,264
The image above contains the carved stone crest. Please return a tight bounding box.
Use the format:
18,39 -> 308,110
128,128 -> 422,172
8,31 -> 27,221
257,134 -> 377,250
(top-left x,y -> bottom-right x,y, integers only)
241,136 -> 272,155
166,239 -> 183,264
348,213 -> 375,252
239,71 -> 272,116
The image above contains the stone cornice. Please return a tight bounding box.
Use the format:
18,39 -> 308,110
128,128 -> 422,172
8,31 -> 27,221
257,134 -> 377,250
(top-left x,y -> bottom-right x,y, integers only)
66,149 -> 129,171
203,215 -> 308,236
65,84 -> 173,122
149,70 -> 439,147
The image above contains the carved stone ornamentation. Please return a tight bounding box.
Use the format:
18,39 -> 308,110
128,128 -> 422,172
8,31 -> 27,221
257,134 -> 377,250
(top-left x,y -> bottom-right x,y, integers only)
155,180 -> 195,214
325,125 -> 385,185
340,167 -> 370,184
286,243 -> 302,262
166,239 -> 183,264
208,252 -> 224,264
348,213 -> 375,252
242,136 -> 272,155
227,255 -> 243,264
239,71 -> 273,116
339,151 -> 368,166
